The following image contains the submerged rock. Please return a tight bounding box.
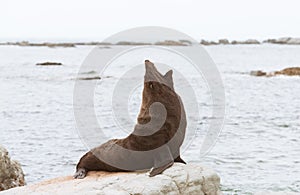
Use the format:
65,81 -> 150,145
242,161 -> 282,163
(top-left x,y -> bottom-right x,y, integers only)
36,62 -> 63,66
0,145 -> 25,191
78,76 -> 101,80
0,163 -> 221,195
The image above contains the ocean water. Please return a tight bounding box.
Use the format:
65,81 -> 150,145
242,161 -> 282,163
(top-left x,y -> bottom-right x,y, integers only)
0,45 -> 299,194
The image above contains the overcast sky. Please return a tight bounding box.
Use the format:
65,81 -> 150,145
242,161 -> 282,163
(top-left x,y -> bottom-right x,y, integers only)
1,0 -> 300,42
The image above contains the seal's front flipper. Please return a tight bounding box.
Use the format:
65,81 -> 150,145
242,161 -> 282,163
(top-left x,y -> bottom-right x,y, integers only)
148,161 -> 174,177
148,145 -> 174,177
73,168 -> 87,179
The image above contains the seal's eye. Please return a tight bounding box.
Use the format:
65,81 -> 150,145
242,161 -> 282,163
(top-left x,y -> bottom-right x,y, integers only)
149,83 -> 153,89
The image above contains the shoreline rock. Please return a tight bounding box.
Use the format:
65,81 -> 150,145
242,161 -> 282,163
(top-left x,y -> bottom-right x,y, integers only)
0,145 -> 25,191
0,163 -> 221,195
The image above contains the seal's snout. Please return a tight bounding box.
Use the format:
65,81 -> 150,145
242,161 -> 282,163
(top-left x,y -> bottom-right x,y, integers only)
145,60 -> 155,71
145,60 -> 154,66
145,60 -> 155,76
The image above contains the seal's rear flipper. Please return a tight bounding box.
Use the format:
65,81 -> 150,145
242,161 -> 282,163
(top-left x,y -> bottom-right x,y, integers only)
148,161 -> 174,177
174,155 -> 186,164
148,146 -> 174,177
73,168 -> 87,179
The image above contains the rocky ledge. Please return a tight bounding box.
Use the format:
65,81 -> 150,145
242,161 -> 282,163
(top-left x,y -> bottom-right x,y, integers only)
0,145 -> 25,191
0,163 -> 221,195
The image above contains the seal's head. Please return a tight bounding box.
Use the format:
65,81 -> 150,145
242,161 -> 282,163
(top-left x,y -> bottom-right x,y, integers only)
144,60 -> 174,90
138,60 -> 178,125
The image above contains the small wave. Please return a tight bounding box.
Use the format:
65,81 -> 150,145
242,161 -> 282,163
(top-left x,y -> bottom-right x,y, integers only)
80,70 -> 98,75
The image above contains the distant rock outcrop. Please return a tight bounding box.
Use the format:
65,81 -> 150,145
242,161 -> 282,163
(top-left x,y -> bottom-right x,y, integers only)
36,62 -> 63,66
179,39 -> 193,45
218,39 -> 230,44
15,42 -> 76,48
274,67 -> 300,76
2,37 -> 300,47
0,163 -> 221,195
250,70 -> 267,76
251,67 -> 300,77
0,145 -> 25,191
287,38 -> 300,45
200,40 -> 218,46
116,41 -> 151,46
201,39 -> 260,45
263,37 -> 300,45
231,39 -> 260,44
155,40 -> 188,46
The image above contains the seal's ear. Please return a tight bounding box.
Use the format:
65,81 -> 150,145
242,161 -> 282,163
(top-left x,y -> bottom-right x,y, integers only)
164,70 -> 173,81
164,70 -> 174,89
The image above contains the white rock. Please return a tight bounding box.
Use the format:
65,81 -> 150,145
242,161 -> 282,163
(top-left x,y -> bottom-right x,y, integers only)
0,163 -> 221,195
0,145 -> 25,191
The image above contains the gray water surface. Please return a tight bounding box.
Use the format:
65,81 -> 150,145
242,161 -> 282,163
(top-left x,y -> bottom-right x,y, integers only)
0,45 -> 299,194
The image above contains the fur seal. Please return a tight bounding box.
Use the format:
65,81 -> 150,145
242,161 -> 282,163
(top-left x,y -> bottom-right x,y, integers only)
74,60 -> 187,179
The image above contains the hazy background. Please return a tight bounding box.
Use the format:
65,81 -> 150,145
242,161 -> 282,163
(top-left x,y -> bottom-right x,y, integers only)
1,0 -> 300,42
